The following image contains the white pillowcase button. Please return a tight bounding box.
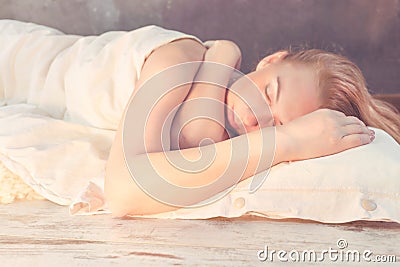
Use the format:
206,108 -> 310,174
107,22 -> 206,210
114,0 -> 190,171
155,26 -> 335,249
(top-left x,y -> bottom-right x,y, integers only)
361,198 -> 377,211
233,197 -> 246,209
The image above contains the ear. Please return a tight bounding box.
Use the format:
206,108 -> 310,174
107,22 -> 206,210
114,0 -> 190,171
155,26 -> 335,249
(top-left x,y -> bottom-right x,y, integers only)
256,50 -> 288,71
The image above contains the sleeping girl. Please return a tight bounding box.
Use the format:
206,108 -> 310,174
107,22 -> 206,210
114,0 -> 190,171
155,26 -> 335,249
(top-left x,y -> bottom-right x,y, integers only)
104,34 -> 400,216
0,20 -> 398,217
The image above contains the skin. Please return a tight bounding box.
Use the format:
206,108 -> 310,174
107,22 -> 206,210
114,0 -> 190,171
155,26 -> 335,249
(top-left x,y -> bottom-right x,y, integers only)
104,38 -> 374,217
226,58 -> 322,135
172,45 -> 323,146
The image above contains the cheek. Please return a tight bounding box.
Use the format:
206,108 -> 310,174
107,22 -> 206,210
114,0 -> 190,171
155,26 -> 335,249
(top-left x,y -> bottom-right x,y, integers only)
276,89 -> 320,124
228,92 -> 275,128
273,99 -> 289,123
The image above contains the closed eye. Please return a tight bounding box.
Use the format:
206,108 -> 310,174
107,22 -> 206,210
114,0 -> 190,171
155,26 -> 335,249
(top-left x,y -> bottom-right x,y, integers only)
276,76 -> 281,103
264,84 -> 270,102
264,76 -> 281,103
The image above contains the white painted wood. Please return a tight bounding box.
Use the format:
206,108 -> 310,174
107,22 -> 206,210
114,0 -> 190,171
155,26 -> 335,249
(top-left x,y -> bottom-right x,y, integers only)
0,200 -> 399,266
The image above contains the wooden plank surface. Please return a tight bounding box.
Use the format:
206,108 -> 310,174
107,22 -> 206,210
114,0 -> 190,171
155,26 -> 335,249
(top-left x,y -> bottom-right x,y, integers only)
0,200 -> 399,266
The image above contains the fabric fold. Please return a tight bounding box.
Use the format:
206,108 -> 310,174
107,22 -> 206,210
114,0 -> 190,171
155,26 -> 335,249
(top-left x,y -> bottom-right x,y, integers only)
0,20 -> 399,224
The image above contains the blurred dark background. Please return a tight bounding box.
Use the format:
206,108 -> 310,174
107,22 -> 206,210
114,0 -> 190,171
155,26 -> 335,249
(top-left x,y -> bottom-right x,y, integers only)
0,0 -> 399,94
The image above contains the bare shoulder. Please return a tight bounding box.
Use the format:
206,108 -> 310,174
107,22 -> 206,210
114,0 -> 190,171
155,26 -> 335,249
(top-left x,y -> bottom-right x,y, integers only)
136,38 -> 206,94
144,38 -> 206,68
104,38 -> 206,216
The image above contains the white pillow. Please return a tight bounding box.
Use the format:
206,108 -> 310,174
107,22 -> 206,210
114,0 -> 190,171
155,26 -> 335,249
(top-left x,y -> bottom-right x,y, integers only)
137,127 -> 400,223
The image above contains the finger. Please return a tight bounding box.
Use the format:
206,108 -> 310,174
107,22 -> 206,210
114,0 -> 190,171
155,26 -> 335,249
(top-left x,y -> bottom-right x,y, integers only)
340,133 -> 374,150
342,124 -> 373,136
320,108 -> 346,117
234,56 -> 242,70
340,115 -> 366,127
203,40 -> 216,49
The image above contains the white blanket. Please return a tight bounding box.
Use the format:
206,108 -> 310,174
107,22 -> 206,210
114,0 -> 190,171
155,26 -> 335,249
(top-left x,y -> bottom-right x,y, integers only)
0,20 -> 201,214
1,20 -> 399,223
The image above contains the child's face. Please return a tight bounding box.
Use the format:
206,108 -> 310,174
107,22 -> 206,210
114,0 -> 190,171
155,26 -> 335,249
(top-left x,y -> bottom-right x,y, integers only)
226,61 -> 321,135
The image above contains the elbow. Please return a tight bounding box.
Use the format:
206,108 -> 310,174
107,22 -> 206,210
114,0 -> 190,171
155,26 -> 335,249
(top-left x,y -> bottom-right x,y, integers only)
180,121 -> 226,147
107,200 -> 128,218
104,183 -> 131,217
179,132 -> 202,148
104,166 -> 140,217
105,185 -> 148,217
104,165 -> 176,217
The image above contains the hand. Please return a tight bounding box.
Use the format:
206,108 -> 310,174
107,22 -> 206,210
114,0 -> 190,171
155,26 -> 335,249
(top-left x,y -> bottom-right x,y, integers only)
277,109 -> 375,161
203,40 -> 241,69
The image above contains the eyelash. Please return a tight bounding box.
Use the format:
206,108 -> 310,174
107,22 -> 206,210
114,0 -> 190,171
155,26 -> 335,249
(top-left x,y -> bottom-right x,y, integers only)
265,78 -> 283,126
264,84 -> 270,101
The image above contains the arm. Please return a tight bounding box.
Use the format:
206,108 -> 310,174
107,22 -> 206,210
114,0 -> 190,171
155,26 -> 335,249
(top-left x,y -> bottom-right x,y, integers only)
171,40 -> 241,149
105,40 -> 374,217
106,117 -> 283,217
106,108 -> 373,217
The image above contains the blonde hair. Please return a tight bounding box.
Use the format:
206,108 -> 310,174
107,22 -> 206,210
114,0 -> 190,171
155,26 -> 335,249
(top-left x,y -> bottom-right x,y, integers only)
282,49 -> 400,144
